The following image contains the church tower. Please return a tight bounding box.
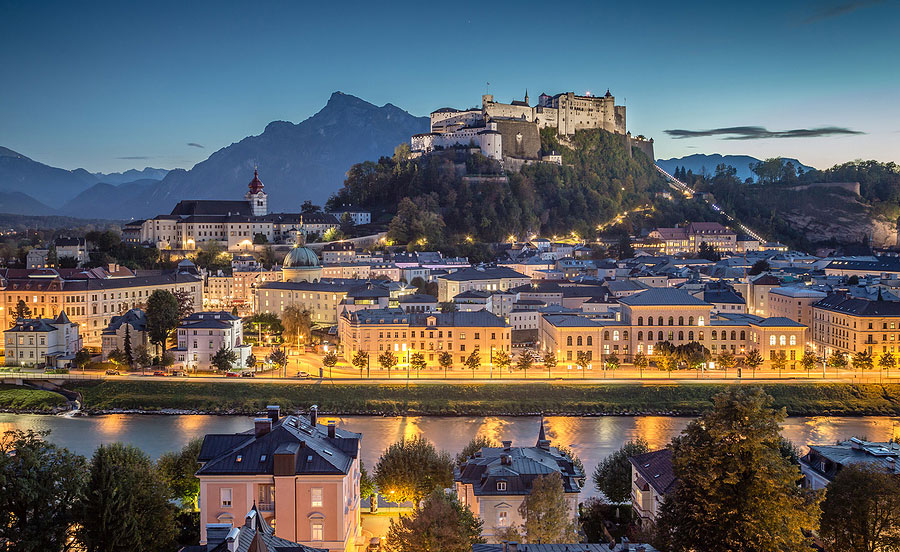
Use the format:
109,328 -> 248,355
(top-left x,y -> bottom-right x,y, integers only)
245,169 -> 267,216
524,89 -> 530,105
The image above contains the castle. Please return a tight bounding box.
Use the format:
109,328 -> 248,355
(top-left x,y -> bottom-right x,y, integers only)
411,89 -> 654,165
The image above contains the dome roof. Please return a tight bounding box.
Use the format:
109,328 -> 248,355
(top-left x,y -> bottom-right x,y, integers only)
248,169 -> 264,194
283,245 -> 319,268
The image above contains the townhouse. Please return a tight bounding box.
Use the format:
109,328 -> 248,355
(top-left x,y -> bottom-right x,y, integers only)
437,267 -> 531,302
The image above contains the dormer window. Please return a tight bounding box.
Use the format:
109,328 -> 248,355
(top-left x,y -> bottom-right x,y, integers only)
236,455 -> 242,463
497,481 -> 507,491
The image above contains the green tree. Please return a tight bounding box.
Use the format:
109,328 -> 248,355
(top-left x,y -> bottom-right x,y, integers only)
744,348 -> 764,374
879,351 -> 896,372
455,435 -> 498,469
603,352 -> 619,372
384,490 -> 483,552
107,348 -> 128,366
698,241 -> 721,261
12,298 -> 32,320
74,348 -> 92,371
748,260 -> 771,276
633,351 -> 649,374
160,350 -> 175,368
717,350 -> 736,371
78,443 -> 175,552
656,387 -> 820,552
282,305 -> 312,349
210,345 -> 238,373
617,235 -> 635,260
519,472 -> 578,543
269,348 -> 287,372
465,348 -> 481,377
172,289 -> 195,321
146,290 -> 179,354
819,463 -> 900,552
373,436 -> 453,503
543,350 -> 558,373
259,245 -> 277,269
828,351 -> 848,370
439,350 -> 453,374
252,232 -> 268,245
592,438 -> 650,503
323,350 -> 339,374
493,348 -> 511,373
379,350 -> 398,375
852,350 -> 874,371
133,344 -> 152,369
771,350 -> 788,372
360,461 -> 377,500
409,351 -> 426,372
123,325 -> 133,366
352,350 -> 369,375
0,429 -> 87,552
655,341 -> 677,372
800,349 -> 816,372
156,438 -> 202,510
245,354 -> 257,371
516,350 -> 536,376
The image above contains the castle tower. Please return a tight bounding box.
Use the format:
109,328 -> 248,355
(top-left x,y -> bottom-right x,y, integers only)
245,169 -> 267,216
524,89 -> 529,106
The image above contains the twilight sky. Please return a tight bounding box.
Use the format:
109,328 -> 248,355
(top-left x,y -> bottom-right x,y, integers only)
1,0 -> 898,173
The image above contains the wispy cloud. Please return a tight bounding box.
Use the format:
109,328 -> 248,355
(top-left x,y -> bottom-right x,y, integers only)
803,0 -> 886,23
664,126 -> 865,140
187,142 -> 205,148
116,155 -> 154,160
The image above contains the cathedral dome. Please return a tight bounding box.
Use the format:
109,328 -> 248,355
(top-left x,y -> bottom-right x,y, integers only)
283,245 -> 319,268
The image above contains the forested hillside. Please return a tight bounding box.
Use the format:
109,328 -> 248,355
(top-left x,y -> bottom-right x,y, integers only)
327,128 -> 668,247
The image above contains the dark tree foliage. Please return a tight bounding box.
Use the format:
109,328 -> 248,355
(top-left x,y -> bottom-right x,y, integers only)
820,463 -> 900,552
385,490 -> 483,552
145,290 -> 179,353
592,438 -> 650,503
157,438 -> 202,510
373,436 -> 453,503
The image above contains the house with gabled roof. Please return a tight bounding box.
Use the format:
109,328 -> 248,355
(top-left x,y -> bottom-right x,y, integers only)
629,449 -> 675,524
3,311 -> 81,367
196,406 -> 361,552
180,504 -> 326,552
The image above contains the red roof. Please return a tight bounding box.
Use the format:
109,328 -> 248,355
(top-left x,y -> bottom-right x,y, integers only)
248,169 -> 264,194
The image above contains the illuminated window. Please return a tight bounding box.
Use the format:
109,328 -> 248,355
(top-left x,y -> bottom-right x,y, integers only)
311,522 -> 324,541
780,335 -> 786,346
220,488 -> 232,507
770,335 -> 776,346
790,336 -> 796,346
311,487 -> 323,507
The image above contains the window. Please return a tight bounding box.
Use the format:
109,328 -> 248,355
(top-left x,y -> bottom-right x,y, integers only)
613,331 -> 619,341
668,316 -> 674,326
770,335 -> 776,346
698,316 -> 705,326
587,336 -> 592,346
679,316 -> 684,326
220,488 -> 232,507
790,335 -> 796,346
497,481 -> 507,491
311,487 -> 323,507
780,335 -> 786,346
311,522 -> 324,541
689,316 -> 694,325
577,336 -> 583,346
566,336 -> 572,346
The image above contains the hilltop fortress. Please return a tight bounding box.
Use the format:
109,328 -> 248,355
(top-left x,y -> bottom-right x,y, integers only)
411,90 -> 654,167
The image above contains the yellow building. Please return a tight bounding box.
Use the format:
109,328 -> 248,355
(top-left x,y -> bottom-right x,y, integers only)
339,308 -> 510,368
812,292 -> 900,358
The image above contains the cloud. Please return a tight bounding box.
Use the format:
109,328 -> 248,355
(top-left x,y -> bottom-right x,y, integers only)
187,142 -> 205,148
664,126 -> 865,140
116,155 -> 154,160
803,0 -> 886,23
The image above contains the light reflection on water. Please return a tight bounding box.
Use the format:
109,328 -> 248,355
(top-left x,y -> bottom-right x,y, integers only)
2,413 -> 899,498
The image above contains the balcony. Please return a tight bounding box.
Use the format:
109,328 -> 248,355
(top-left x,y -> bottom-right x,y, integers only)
258,501 -> 275,512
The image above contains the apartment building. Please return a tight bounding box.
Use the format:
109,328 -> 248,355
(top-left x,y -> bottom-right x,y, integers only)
196,406 -> 361,552
437,267 -> 531,302
3,311 -> 81,367
648,222 -> 737,255
339,308 -> 510,368
767,286 -> 827,328
100,308 -> 149,360
811,292 -> 900,358
255,280 -> 365,325
320,242 -> 356,265
174,311 -> 251,372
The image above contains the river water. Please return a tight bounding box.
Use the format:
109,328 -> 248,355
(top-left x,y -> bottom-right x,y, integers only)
2,413 -> 898,497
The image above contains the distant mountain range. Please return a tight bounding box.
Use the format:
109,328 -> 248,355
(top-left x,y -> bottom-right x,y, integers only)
0,92 -> 428,219
656,153 -> 815,181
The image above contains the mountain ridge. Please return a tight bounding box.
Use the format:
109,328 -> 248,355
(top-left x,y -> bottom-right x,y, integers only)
656,153 -> 815,181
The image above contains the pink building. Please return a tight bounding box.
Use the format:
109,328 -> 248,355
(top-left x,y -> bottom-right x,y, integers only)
196,406 -> 362,552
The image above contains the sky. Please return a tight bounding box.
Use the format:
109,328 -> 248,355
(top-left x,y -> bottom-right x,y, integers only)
1,0 -> 898,173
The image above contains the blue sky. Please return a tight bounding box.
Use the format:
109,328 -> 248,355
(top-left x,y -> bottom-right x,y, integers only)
1,0 -> 898,173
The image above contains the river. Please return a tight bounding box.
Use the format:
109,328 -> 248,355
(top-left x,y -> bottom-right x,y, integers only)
2,413 -> 899,497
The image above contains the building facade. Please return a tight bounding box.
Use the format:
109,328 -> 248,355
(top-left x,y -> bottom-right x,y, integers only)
4,311 -> 81,367
437,267 -> 531,303
174,311 -> 251,372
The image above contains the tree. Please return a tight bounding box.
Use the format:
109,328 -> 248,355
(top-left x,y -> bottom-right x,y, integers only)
373,436 -> 453,503
439,350 -> 453,374
493,349 -> 511,374
879,351 -> 896,372
633,351 -> 649,375
592,438 -> 650,503
828,351 -> 848,370
107,348 -> 128,366
301,200 -> 320,214
455,435 -> 498,469
269,348 -> 287,372
847,274 -> 860,286
800,349 -> 816,372
516,350 -> 536,376
409,351 -> 426,372
172,289 -> 195,321
259,245 -> 277,269
0,429 -> 87,552
379,350 -> 398,375
384,490 -> 483,552
74,348 -> 92,371
156,438 -> 202,510
465,348 -> 481,377
655,341 -> 677,372
717,350 -> 736,371
12,298 -> 31,320
133,345 -> 152,369
819,463 -> 900,552
210,345 -> 238,373
146,290 -> 179,353
79,443 -> 175,552
360,461 -> 377,500
323,350 -> 339,375
439,301 -> 458,313
246,354 -> 257,371
519,472 -> 577,543
252,232 -> 268,245
543,350 -> 557,373
604,352 -> 619,372
160,350 -> 175,368
852,350 -> 874,371
748,260 -> 771,276
352,351 -> 369,375
656,387 -> 820,552
123,325 -> 133,366
698,241 -> 721,261
744,348 -> 764,374
771,350 -> 788,372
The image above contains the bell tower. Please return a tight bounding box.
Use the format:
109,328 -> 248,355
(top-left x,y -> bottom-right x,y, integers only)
245,169 -> 267,216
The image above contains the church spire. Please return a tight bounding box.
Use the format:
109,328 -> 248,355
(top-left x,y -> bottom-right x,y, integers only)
536,415 -> 550,449
524,89 -> 529,105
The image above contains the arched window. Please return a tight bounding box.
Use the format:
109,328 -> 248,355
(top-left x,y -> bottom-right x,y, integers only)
712,330 -> 718,340
613,330 -> 620,341
678,331 -> 684,340
637,317 -> 643,326
648,317 -> 653,326
658,316 -> 664,326
699,331 -> 704,340
790,335 -> 796,346
577,336 -> 583,346
740,330 -> 746,340
587,336 -> 593,346
668,331 -> 674,341
638,331 -> 643,341
567,336 -> 572,346
731,331 -> 736,340
658,331 -> 664,342
780,335 -> 786,346
602,331 -> 608,340
769,335 -> 776,346
623,331 -> 629,340
698,316 -> 705,326
689,331 -> 694,341
689,316 -> 694,326
679,316 -> 684,326
668,316 -> 674,326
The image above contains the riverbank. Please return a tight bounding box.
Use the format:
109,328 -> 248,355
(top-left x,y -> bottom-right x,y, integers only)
0,380 -> 882,416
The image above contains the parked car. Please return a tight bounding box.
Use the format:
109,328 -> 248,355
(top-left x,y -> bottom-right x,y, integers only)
170,370 -> 185,377
240,371 -> 255,377
152,370 -> 166,376
296,371 -> 310,378
368,537 -> 381,552
225,371 -> 240,378
105,369 -> 120,375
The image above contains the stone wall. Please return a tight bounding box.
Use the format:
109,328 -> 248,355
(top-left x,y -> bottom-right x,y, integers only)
494,119 -> 541,160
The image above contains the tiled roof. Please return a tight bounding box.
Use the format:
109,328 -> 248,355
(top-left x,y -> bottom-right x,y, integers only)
618,288 -> 709,307
456,442 -> 583,497
814,293 -> 900,317
440,267 -> 529,282
541,314 -> 606,328
629,449 -> 676,496
348,308 -> 508,328
102,308 -> 147,335
170,200 -> 252,217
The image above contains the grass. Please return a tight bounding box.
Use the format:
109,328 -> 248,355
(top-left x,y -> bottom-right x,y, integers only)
0,384 -> 68,412
61,381 -> 900,416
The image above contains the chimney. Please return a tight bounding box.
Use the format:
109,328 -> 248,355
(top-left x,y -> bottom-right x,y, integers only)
225,527 -> 240,552
509,542 -> 518,552
254,418 -> 272,436
206,524 -> 232,551
267,405 -> 280,424
245,509 -> 257,530
310,405 -> 318,427
501,454 -> 510,465
328,420 -> 336,439
502,440 -> 512,451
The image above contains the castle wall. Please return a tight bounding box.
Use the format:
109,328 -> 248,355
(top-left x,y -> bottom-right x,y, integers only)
494,119 -> 541,160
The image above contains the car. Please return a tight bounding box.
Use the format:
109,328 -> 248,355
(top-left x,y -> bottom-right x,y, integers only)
152,370 -> 167,377
296,371 -> 310,378
225,371 -> 240,378
170,370 -> 185,377
240,371 -> 255,377
105,369 -> 120,375
368,537 -> 381,552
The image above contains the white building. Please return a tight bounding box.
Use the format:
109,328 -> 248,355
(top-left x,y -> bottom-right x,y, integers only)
3,311 -> 81,367
174,311 -> 251,372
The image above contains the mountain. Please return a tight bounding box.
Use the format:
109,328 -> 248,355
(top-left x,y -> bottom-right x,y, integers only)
0,147 -> 100,208
61,179 -> 163,221
0,190 -> 57,216
136,92 -> 429,218
93,167 -> 170,185
656,153 -> 815,181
